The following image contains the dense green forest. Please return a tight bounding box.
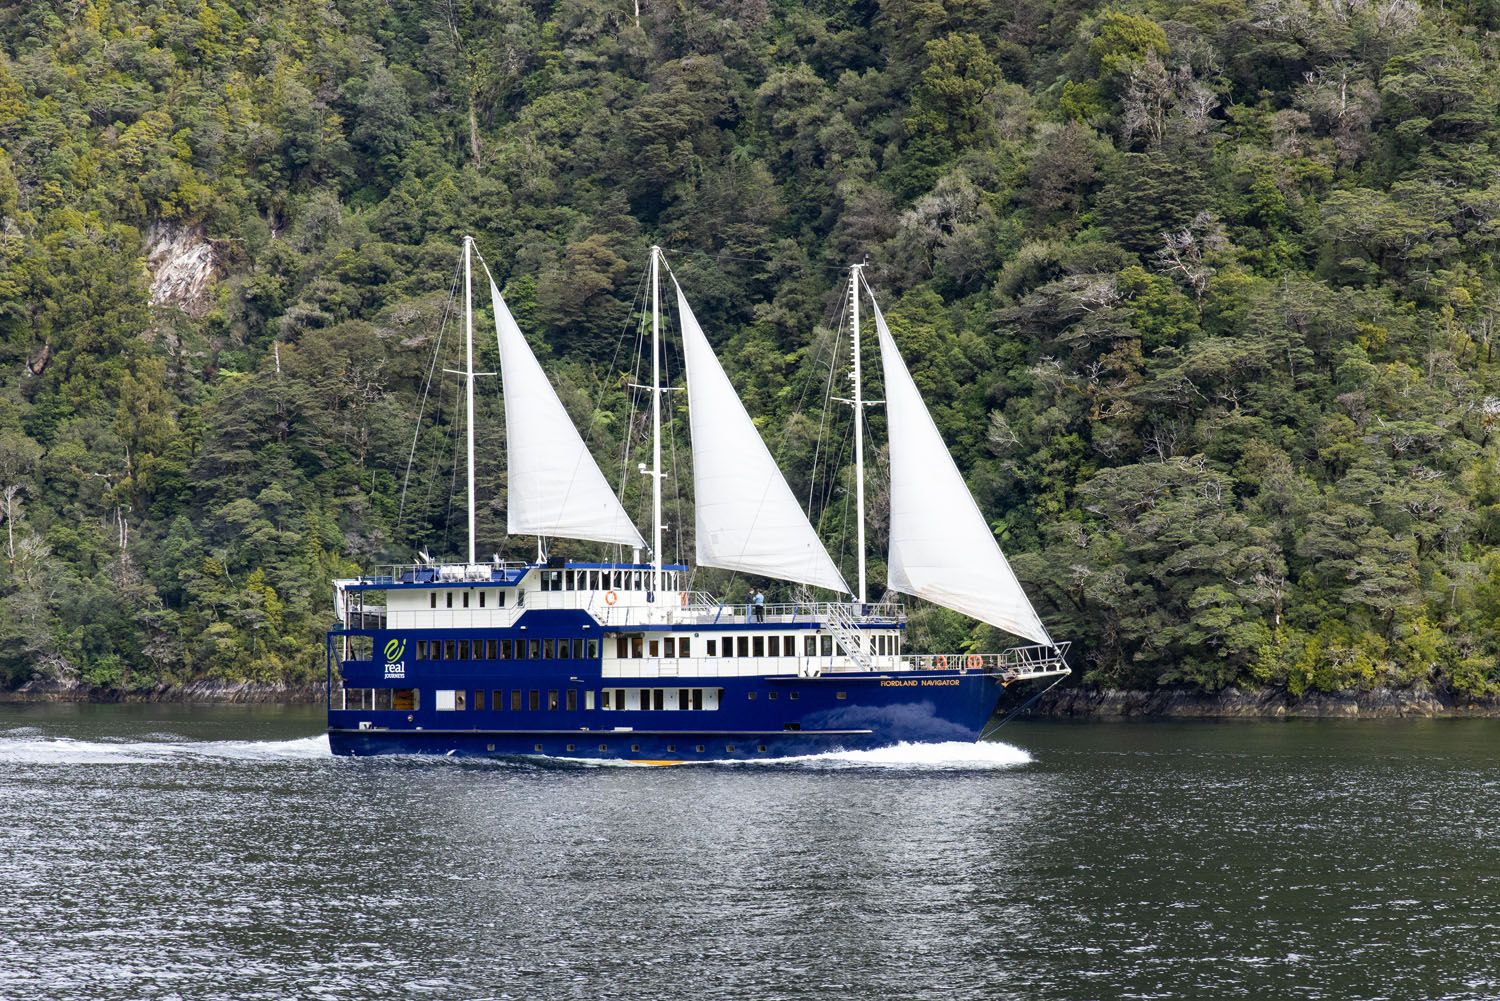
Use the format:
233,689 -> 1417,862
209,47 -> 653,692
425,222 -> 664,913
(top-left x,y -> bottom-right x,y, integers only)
4,0 -> 1500,697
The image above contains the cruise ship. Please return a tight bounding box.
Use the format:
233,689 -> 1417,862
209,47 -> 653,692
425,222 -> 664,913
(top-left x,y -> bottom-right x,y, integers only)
326,240 -> 1069,761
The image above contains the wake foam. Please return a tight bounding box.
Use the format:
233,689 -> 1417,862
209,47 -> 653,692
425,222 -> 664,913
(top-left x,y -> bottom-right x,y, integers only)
736,740 -> 1033,771
0,734 -> 330,765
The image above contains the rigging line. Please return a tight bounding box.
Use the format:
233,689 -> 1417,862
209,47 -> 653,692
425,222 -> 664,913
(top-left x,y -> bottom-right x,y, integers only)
805,291 -> 850,515
397,254 -> 463,538
979,674 -> 1067,738
442,371 -> 464,560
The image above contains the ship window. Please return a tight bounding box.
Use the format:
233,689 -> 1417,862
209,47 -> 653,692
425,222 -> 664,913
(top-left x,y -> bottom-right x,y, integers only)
458,640 -> 469,660
769,691 -> 778,700
462,591 -> 470,609
567,690 -> 578,711
747,691 -> 756,700
479,591 -> 485,608
443,640 -> 455,660
679,638 -> 690,657
804,635 -> 815,656
511,690 -> 521,711
548,690 -> 559,711
726,745 -> 735,753
572,639 -> 585,659
436,690 -> 457,711
492,690 -> 505,709
783,723 -> 801,732
616,637 -> 629,659
566,743 -> 575,752
692,689 -> 703,710
486,640 -> 497,659
528,640 -> 540,659
632,743 -> 640,752
473,690 -> 484,710
430,593 -> 437,609
585,690 -> 595,710
790,692 -> 800,700
653,689 -> 665,711
707,640 -> 717,656
695,745 -> 705,753
497,590 -> 506,607
395,689 -> 418,711
602,690 -> 612,709
454,690 -> 467,710
667,744 -> 675,752
529,690 -> 540,711
649,639 -> 660,657
821,635 -> 833,656
758,745 -> 767,753
737,637 -> 749,657
785,635 -> 794,653
543,639 -> 555,659
678,688 -> 689,709
768,636 -> 779,657
534,743 -> 542,752
500,640 -> 512,659
753,637 -> 764,657
631,636 -> 644,658
565,570 -> 575,590
836,691 -> 847,700
446,592 -> 453,608
664,637 -> 676,657
599,744 -> 608,752
415,641 -> 426,661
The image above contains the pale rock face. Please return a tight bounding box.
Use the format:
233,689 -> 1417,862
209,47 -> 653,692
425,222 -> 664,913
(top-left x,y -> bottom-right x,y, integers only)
144,222 -> 215,316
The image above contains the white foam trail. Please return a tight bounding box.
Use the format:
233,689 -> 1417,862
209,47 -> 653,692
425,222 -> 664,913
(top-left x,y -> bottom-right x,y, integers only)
0,734 -> 330,765
739,740 -> 1033,771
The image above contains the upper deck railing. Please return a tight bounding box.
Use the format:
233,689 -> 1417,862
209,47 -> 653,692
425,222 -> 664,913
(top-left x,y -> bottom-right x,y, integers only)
896,642 -> 1071,679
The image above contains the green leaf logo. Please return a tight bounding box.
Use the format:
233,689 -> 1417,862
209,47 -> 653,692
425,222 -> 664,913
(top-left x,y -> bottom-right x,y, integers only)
384,638 -> 406,662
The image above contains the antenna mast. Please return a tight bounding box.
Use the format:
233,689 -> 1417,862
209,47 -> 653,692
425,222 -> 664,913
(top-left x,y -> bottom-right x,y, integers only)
650,245 -> 664,596
849,264 -> 866,604
464,235 -> 477,566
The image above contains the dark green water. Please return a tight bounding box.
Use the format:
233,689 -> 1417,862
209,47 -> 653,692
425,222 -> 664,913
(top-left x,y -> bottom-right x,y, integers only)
1,704 -> 1495,1000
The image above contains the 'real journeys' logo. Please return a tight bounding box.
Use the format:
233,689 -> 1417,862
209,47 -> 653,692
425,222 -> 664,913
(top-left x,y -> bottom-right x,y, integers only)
383,638 -> 407,679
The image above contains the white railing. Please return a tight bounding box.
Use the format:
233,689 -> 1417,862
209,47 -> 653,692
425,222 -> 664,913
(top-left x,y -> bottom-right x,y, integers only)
895,643 -> 1070,680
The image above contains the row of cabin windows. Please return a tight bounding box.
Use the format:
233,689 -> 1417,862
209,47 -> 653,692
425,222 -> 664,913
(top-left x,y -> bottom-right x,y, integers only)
345,688 -> 419,710
601,688 -> 722,711
538,569 -> 682,592
436,688 -> 592,711
415,638 -> 600,661
429,590 -> 507,609
612,634 -> 847,659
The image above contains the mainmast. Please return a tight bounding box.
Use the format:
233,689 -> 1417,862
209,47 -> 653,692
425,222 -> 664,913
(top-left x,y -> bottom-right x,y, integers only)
650,245 -> 664,595
463,235 -> 477,566
849,265 -> 866,604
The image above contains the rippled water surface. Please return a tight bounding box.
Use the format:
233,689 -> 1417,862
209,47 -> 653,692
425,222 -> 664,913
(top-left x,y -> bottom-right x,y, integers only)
1,704 -> 1496,1000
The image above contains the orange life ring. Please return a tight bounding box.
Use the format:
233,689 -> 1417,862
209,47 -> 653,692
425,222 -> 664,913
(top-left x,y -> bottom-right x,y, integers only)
966,654 -> 983,671
604,590 -> 618,606
935,655 -> 948,670
679,591 -> 688,607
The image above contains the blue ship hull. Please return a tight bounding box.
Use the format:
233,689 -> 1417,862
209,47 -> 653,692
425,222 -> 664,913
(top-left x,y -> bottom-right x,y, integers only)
326,603 -> 1059,762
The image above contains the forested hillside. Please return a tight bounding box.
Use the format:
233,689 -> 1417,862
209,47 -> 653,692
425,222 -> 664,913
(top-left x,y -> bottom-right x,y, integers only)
4,0 -> 1500,697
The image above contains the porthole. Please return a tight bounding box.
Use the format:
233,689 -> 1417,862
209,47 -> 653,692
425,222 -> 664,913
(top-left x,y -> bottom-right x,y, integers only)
486,743 -> 495,752
790,692 -> 800,700
566,743 -> 576,752
836,692 -> 847,700
666,744 -> 676,752
534,743 -> 542,752
726,744 -> 735,753
598,743 -> 608,752
631,743 -> 640,752
695,744 -> 705,753
758,744 -> 767,753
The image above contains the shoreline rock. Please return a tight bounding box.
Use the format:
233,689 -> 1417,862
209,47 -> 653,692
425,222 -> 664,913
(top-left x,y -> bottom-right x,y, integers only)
0,676 -> 325,705
1036,685 -> 1500,719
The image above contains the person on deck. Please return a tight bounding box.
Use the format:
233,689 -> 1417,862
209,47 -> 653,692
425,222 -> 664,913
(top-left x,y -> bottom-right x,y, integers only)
752,590 -> 765,622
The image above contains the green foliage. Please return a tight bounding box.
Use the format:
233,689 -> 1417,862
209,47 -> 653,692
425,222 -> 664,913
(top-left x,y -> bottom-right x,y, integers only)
2,0 -> 1499,702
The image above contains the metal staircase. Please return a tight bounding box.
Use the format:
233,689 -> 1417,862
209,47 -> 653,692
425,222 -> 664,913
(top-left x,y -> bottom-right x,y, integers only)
824,601 -> 873,671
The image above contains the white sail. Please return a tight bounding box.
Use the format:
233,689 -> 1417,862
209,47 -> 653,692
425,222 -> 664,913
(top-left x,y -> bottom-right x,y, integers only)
488,278 -> 646,549
869,294 -> 1052,645
676,283 -> 850,593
